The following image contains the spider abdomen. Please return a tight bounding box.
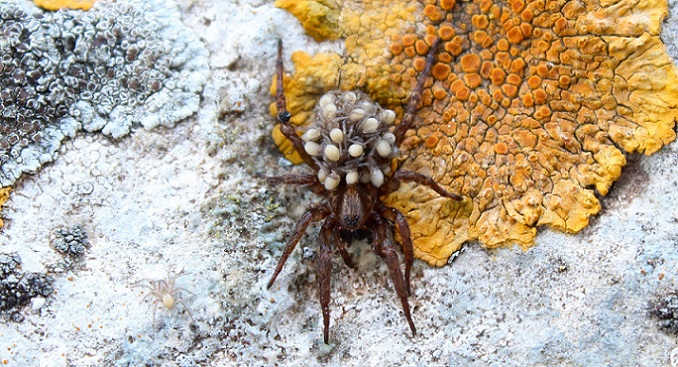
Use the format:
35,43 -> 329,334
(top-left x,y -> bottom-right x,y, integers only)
301,90 -> 398,190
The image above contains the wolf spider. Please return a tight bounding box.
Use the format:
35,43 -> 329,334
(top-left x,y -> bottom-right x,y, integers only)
263,38 -> 461,343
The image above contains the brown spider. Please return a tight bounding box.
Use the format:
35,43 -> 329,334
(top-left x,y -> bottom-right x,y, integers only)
263,38 -> 461,343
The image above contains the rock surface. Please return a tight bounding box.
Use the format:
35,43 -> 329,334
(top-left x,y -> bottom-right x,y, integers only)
0,0 -> 676,366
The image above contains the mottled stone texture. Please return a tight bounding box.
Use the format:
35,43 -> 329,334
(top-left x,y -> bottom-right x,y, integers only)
0,0 -> 208,186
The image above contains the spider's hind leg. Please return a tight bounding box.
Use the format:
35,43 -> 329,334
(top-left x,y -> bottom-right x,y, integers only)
318,217 -> 336,344
372,214 -> 416,337
393,170 -> 462,200
379,204 -> 414,295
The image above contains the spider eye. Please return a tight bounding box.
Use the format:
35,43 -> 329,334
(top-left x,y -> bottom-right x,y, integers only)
343,215 -> 359,229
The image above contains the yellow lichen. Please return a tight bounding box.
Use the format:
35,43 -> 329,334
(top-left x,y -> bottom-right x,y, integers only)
0,187 -> 11,229
275,0 -> 678,266
33,0 -> 96,11
275,0 -> 341,41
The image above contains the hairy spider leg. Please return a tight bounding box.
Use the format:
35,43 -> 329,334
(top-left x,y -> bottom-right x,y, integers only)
378,203 -> 414,295
139,292 -> 160,325
176,299 -> 196,323
267,205 -> 329,288
331,230 -> 356,269
393,37 -> 442,146
260,172 -> 326,196
275,39 -> 319,171
319,217 -> 336,343
372,214 -> 416,336
259,173 -> 317,185
393,170 -> 463,201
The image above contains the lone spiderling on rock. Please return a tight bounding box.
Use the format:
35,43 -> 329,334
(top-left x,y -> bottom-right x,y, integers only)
262,39 -> 461,343
132,271 -> 194,326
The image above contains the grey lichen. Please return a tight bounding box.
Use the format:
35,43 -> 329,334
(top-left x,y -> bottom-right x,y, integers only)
0,252 -> 53,320
650,291 -> 678,333
0,0 -> 209,186
50,224 -> 90,270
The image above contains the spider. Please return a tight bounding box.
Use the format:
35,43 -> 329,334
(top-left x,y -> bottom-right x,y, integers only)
263,38 -> 461,343
132,271 -> 195,326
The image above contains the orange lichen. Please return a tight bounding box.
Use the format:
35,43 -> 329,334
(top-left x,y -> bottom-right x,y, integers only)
33,0 -> 96,11
0,187 -> 11,229
275,0 -> 678,266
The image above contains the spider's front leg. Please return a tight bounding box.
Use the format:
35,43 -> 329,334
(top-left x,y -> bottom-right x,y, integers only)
274,39 -> 319,171
267,204 -> 329,288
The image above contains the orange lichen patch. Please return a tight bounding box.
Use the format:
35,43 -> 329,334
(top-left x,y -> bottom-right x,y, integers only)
277,0 -> 678,266
432,63 -> 451,80
460,54 -> 481,73
440,0 -> 456,11
0,187 -> 11,229
33,0 -> 95,10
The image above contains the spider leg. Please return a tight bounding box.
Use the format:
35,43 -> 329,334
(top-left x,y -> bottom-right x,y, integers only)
174,287 -> 194,296
267,205 -> 329,288
258,173 -> 317,185
140,293 -> 153,304
257,172 -> 325,195
275,39 -> 319,171
393,170 -> 462,200
372,215 -> 416,337
152,301 -> 158,326
332,230 -> 356,269
393,37 -> 441,146
378,203 -> 413,295
177,300 -> 196,323
318,217 -> 335,344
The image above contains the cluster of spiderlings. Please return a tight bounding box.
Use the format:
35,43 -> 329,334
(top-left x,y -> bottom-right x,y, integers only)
50,224 -> 90,268
0,252 -> 53,318
0,0 -> 208,186
650,291 -> 678,333
302,90 -> 398,190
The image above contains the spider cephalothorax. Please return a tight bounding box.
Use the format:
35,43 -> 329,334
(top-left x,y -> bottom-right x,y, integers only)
264,39 -> 460,343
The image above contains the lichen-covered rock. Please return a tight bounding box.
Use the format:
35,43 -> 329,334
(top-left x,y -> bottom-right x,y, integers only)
33,0 -> 96,11
51,224 -> 89,258
0,252 -> 53,318
273,0 -> 678,266
0,187 -> 10,228
0,0 -> 209,186
50,224 -> 90,270
650,291 -> 678,334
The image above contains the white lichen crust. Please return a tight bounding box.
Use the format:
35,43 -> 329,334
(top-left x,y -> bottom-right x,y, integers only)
0,0 -> 209,186
301,90 -> 398,190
